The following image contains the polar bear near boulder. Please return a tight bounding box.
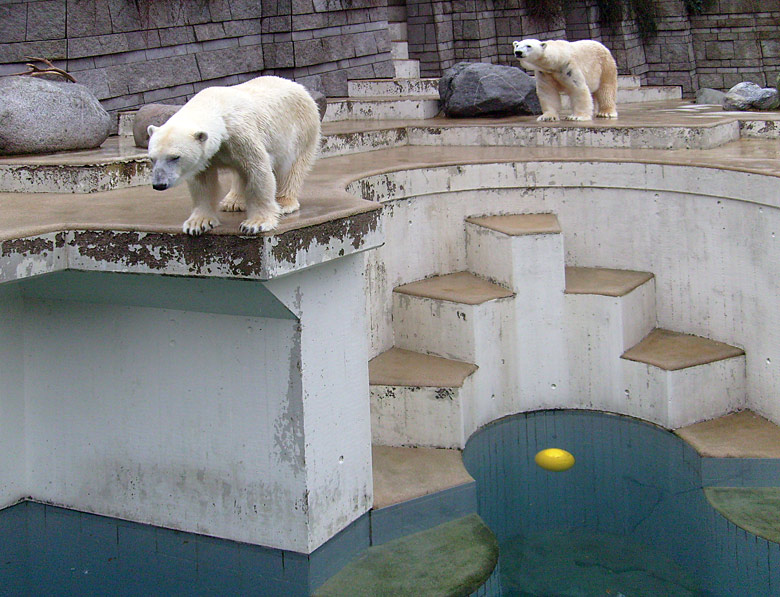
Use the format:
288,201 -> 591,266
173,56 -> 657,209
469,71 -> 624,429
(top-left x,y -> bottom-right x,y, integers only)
512,38 -> 618,121
147,76 -> 321,235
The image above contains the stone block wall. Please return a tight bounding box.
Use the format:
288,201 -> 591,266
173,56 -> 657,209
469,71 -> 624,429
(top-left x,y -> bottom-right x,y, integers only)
0,0 -> 776,115
406,0 -> 778,95
689,0 -> 780,91
0,0 -> 392,121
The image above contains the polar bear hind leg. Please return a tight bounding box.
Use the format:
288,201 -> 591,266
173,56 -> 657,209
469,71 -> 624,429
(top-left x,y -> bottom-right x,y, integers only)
219,172 -> 247,212
275,129 -> 319,215
594,84 -> 618,119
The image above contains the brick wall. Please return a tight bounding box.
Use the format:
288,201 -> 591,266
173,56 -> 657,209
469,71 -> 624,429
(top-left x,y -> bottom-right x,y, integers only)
0,0 -> 392,119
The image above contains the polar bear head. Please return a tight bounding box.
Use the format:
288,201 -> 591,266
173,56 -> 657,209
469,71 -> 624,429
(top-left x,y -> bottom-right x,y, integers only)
512,39 -> 546,65
147,122 -> 219,191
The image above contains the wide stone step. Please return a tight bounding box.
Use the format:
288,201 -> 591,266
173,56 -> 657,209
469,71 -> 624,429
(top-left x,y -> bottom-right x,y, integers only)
621,328 -> 746,428
565,266 -> 656,418
369,348 -> 477,448
561,85 -> 682,109
323,96 -> 438,122
347,77 -> 439,98
618,75 -> 641,90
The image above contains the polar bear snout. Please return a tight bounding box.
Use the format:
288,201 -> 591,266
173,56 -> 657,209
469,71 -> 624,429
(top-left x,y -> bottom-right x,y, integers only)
150,158 -> 183,191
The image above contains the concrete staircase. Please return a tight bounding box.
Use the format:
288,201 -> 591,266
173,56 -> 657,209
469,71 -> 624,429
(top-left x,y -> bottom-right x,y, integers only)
369,213 -> 747,451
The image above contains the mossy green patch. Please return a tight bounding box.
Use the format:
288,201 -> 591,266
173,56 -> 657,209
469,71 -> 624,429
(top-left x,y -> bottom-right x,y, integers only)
705,487 -> 780,544
314,513 -> 498,597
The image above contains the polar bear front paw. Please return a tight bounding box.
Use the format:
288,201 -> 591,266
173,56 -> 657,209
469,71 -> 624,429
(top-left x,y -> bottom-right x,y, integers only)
596,111 -> 618,119
182,212 -> 220,236
564,114 -> 591,121
219,191 -> 246,212
239,214 -> 280,234
536,113 -> 560,122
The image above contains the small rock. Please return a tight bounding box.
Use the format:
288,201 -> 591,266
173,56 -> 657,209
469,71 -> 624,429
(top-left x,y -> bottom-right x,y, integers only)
695,88 -> 726,106
0,76 -> 111,155
133,104 -> 181,148
439,62 -> 541,118
723,81 -> 780,111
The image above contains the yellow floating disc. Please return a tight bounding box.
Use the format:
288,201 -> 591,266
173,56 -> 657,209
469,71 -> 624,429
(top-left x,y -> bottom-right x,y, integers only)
534,448 -> 575,472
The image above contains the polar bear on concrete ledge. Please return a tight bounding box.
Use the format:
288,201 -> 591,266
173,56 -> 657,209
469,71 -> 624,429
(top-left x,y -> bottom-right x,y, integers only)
147,76 -> 321,235
512,38 -> 618,122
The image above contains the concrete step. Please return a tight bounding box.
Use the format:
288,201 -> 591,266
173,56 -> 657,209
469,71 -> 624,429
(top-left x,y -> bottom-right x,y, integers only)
371,445 -> 476,542
389,22 -> 407,42
369,347 -> 477,449
391,40 -> 409,60
618,75 -> 641,90
393,59 -> 420,79
560,85 -> 682,110
676,410 -> 780,458
323,96 -> 439,122
393,272 -> 513,363
465,213 -> 567,409
565,266 -> 656,415
347,77 -> 439,98
621,328 -> 746,428
618,85 -> 682,103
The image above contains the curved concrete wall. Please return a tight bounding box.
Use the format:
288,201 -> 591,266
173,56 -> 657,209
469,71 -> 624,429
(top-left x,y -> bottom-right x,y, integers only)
350,160 -> 780,425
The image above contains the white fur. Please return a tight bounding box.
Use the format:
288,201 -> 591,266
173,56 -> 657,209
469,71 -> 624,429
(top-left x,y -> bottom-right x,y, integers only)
513,38 -> 618,122
147,76 -> 321,236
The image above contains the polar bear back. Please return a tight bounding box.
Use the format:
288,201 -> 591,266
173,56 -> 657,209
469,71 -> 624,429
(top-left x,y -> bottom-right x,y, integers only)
164,76 -> 320,154
530,39 -> 617,92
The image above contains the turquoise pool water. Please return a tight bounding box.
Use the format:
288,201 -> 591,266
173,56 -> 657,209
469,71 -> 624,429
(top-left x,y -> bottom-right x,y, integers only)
462,410 -> 780,596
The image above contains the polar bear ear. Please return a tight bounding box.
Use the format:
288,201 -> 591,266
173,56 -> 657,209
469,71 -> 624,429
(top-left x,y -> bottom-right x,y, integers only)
540,42 -> 547,49
194,131 -> 208,143
147,125 -> 158,138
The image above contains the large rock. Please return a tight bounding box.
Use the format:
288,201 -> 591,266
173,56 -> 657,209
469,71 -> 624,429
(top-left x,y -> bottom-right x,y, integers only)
723,81 -> 780,111
0,76 -> 111,155
695,88 -> 726,106
439,62 -> 541,118
133,104 -> 181,148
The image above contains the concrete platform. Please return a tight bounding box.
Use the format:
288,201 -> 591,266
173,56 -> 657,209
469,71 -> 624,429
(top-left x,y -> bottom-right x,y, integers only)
565,267 -> 654,297
465,213 -> 561,236
622,328 -> 745,371
371,445 -> 474,509
676,410 -> 780,458
394,272 -> 513,305
368,347 -> 477,388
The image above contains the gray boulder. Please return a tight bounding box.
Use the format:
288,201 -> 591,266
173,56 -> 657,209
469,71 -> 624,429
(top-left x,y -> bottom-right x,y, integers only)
723,81 -> 780,111
0,76 -> 111,155
133,104 -> 181,148
695,88 -> 726,106
439,62 -> 541,118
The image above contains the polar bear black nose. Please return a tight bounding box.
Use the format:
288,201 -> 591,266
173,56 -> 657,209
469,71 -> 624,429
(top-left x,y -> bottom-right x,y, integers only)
153,182 -> 168,191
